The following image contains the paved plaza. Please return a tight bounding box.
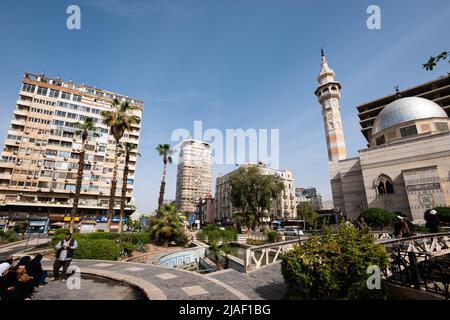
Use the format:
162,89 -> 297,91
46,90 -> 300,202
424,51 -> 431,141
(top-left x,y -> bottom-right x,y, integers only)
38,259 -> 287,300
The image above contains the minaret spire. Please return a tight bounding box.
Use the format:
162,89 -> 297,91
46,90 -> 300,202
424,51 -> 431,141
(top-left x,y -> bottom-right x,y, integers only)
314,51 -> 347,162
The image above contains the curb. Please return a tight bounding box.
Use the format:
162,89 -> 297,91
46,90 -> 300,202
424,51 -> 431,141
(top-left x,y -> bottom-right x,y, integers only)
43,265 -> 167,300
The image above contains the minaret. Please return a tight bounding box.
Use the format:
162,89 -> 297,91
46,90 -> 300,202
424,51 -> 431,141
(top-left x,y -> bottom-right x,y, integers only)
314,49 -> 347,161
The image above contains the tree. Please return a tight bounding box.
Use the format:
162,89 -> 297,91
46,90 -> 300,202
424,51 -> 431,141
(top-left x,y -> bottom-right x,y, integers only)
296,202 -> 317,228
70,117 -> 99,233
149,204 -> 187,247
118,143 -> 140,239
197,225 -> 237,269
281,224 -> 389,300
423,51 -> 449,71
101,99 -> 141,231
362,208 -> 396,230
155,144 -> 174,209
229,166 -> 284,230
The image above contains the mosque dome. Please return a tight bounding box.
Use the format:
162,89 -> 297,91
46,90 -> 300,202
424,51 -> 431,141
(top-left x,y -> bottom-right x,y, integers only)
372,97 -> 448,136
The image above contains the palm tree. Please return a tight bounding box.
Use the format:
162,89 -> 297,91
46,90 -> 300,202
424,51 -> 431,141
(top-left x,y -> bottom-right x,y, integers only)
118,142 -> 140,237
150,203 -> 182,247
156,144 -> 174,209
70,117 -> 98,233
101,99 -> 141,231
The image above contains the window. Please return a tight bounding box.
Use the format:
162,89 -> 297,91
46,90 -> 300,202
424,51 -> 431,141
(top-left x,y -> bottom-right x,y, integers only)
67,112 -> 77,119
52,120 -> 64,126
55,110 -> 66,117
72,94 -> 82,102
57,151 -> 71,158
400,125 -> 418,138
49,89 -> 60,98
435,122 -> 449,132
22,83 -> 36,93
376,175 -> 394,195
37,86 -> 48,96
375,135 -> 385,146
45,149 -> 58,157
61,92 -> 71,100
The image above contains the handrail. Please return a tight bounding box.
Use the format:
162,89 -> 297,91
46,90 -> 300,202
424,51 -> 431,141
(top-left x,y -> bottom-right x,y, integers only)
378,232 -> 450,245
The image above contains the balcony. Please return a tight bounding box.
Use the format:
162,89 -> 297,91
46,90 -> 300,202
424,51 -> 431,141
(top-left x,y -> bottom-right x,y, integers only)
11,119 -> 26,126
0,173 -> 12,180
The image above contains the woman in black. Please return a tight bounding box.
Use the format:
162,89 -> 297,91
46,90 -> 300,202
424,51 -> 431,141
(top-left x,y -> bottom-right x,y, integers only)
26,254 -> 46,287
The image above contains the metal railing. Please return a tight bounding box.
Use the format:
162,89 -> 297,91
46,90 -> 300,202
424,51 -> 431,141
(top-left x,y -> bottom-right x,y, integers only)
380,232 -> 450,299
244,238 -> 305,273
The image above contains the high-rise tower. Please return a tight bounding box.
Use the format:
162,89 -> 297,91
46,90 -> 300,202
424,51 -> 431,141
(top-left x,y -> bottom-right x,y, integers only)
314,50 -> 347,162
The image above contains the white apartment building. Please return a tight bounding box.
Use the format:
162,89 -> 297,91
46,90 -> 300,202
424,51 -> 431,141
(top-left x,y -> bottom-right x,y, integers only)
175,139 -> 212,213
0,72 -> 143,231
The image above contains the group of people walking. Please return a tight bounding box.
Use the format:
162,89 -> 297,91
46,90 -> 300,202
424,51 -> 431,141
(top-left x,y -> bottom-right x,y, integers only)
353,209 -> 442,239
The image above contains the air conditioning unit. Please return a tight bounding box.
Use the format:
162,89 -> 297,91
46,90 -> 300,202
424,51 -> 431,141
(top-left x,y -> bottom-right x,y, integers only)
15,141 -> 20,144
34,176 -> 38,179
65,179 -> 69,182
37,163 -> 41,167
27,175 -> 32,179
26,151 -> 31,155
13,151 -> 18,155
64,157 -> 68,161
49,188 -> 54,192
37,188 -> 41,192
52,178 -> 57,181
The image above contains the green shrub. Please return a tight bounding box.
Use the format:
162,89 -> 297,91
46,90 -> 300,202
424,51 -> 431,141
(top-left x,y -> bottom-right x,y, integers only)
124,232 -> 151,245
173,230 -> 189,247
76,232 -> 120,241
55,228 -> 70,237
73,239 -> 119,260
281,224 -> 389,300
266,230 -> 278,243
414,225 -> 445,233
246,239 -> 265,246
3,230 -> 17,242
362,208 -> 396,230
120,242 -> 136,256
426,207 -> 450,223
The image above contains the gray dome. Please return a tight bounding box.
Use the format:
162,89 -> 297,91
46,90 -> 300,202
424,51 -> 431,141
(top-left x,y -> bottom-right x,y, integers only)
372,97 -> 447,135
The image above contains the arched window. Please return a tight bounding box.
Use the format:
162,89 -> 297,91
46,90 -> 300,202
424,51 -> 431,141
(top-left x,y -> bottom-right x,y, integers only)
376,175 -> 394,195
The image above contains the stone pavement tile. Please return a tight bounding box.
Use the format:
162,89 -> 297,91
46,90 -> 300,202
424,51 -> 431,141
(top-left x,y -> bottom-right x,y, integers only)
155,272 -> 178,280
124,267 -> 145,272
182,285 -> 209,296
90,263 -> 114,267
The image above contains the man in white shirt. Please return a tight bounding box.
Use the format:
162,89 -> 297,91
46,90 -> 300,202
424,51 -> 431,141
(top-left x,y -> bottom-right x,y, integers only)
52,232 -> 78,282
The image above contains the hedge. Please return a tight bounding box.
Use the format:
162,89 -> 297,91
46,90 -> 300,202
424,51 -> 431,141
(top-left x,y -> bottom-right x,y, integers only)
73,239 -> 119,260
281,224 -> 389,300
362,208 -> 396,230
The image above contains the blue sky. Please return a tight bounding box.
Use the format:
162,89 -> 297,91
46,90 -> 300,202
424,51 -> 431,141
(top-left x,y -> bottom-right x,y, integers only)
0,0 -> 449,213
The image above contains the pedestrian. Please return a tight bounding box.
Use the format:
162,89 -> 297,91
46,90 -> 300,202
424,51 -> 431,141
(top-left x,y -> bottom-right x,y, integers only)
393,216 -> 404,238
26,254 -> 47,288
52,232 -> 78,282
354,215 -> 369,230
425,209 -> 441,233
401,214 -> 415,234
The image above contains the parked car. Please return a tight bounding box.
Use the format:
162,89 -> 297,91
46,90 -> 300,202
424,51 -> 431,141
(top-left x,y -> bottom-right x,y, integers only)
284,229 -> 304,236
